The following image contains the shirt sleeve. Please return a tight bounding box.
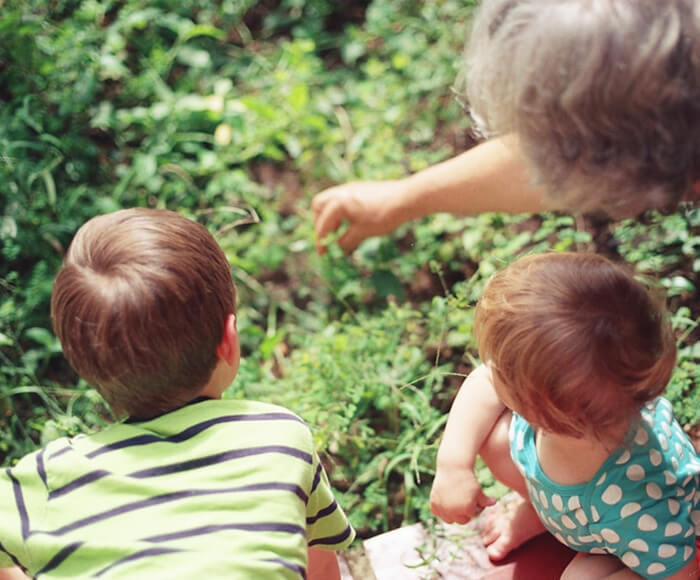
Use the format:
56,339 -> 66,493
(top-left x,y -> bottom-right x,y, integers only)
305,451 -> 355,550
0,450 -> 45,572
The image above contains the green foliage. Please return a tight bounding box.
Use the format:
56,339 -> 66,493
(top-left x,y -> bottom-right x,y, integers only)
229,302 -> 455,534
0,0 -> 697,543
614,209 -> 699,295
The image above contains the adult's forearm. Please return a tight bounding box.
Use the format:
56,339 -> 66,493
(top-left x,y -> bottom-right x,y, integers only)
398,136 -> 547,222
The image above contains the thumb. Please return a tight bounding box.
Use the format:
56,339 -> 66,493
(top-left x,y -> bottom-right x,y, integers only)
338,227 -> 365,252
477,491 -> 497,508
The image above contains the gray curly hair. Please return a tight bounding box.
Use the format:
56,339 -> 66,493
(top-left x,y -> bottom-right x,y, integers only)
465,0 -> 700,217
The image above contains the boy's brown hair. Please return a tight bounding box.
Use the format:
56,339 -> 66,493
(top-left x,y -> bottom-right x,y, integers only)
474,252 -> 676,439
51,208 -> 236,419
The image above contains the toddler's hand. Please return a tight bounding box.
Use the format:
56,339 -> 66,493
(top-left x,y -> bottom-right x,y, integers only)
311,180 -> 408,254
430,465 -> 496,525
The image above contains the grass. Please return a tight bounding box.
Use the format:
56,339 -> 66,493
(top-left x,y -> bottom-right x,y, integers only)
0,0 -> 697,539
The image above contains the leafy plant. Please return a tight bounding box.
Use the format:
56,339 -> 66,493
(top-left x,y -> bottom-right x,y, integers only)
0,0 -> 697,545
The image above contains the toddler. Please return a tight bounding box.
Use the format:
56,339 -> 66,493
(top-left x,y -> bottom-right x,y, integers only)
0,208 -> 354,579
431,252 -> 700,579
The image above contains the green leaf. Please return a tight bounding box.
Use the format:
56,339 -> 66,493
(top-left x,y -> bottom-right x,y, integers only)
370,269 -> 405,299
181,24 -> 225,42
24,327 -> 58,348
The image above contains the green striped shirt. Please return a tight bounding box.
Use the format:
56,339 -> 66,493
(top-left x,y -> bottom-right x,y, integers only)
0,399 -> 354,578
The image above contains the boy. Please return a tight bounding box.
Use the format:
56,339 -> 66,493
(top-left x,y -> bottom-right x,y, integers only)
431,253 -> 700,579
0,208 -> 354,579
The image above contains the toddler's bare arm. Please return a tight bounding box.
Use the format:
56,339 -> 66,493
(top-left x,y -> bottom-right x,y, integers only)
430,364 -> 505,523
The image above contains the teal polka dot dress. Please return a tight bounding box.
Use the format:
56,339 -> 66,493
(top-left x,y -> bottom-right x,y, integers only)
510,397 -> 700,579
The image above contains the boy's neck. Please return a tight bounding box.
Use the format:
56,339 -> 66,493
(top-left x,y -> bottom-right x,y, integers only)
534,427 -> 626,486
199,359 -> 237,399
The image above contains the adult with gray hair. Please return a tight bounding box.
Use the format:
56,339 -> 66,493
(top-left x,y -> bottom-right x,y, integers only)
312,0 -> 700,253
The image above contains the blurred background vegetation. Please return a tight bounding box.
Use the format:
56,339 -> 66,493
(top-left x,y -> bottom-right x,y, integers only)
1,0 -> 698,541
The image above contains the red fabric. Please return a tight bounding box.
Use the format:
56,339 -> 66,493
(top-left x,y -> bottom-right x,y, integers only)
483,533 -> 576,580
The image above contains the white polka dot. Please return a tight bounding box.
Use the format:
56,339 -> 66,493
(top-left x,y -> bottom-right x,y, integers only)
664,471 -> 677,486
616,450 -> 631,465
574,509 -> 588,526
578,534 -> 595,543
516,430 -> 525,451
568,496 -> 580,510
671,457 -> 678,470
554,532 -> 566,545
591,505 -> 600,522
684,546 -> 694,561
683,474 -> 693,487
602,484 -> 623,505
684,526 -> 694,538
600,528 -> 620,543
551,494 -> 563,511
638,514 -> 658,531
649,448 -> 662,466
561,515 -> 576,529
659,434 -> 668,451
626,464 -> 645,481
634,427 -> 649,446
647,563 -> 666,575
675,442 -> 684,458
590,547 -> 607,554
596,472 -> 607,486
622,552 -> 640,568
528,486 -> 537,501
668,499 -> 680,516
646,482 -> 662,500
539,490 -> 549,508
628,538 -> 649,552
548,517 -> 562,531
676,486 -> 685,497
664,522 -> 682,536
621,502 -> 641,518
691,510 -> 700,526
658,544 -> 676,558
662,422 -> 671,437
566,535 -> 579,546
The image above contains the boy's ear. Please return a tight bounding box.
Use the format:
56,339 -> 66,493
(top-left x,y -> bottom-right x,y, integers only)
215,314 -> 238,366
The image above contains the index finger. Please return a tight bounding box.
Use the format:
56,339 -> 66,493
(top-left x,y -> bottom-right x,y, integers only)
314,200 -> 345,254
